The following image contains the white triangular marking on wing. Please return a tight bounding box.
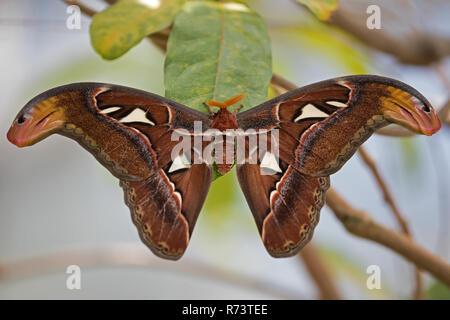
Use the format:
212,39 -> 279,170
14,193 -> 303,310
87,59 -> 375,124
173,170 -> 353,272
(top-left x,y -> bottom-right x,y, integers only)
294,104 -> 329,122
119,108 -> 155,126
100,106 -> 122,114
260,151 -> 282,174
326,100 -> 347,108
168,153 -> 191,173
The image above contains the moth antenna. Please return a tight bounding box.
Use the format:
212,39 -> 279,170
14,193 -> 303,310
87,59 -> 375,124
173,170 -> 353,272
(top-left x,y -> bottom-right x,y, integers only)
205,93 -> 247,110
224,93 -> 247,107
206,99 -> 227,109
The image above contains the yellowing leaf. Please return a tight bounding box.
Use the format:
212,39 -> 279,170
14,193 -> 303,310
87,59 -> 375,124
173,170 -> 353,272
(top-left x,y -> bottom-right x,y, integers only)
90,0 -> 187,60
296,0 -> 338,21
290,26 -> 368,74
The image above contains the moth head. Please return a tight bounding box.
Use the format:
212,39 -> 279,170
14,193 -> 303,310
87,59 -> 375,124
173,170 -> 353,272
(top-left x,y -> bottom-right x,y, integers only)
380,86 -> 441,136
7,95 -> 67,147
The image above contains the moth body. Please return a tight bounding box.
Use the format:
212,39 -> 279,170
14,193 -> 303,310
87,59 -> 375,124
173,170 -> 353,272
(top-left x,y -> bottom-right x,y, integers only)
207,94 -> 244,175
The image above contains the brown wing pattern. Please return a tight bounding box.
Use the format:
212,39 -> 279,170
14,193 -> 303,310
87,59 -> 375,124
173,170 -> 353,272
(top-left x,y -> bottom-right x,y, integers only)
8,76 -> 440,260
121,163 -> 212,259
92,86 -> 214,260
236,79 -> 347,256
237,164 -> 329,257
236,75 -> 439,257
236,126 -> 330,257
8,83 -> 213,260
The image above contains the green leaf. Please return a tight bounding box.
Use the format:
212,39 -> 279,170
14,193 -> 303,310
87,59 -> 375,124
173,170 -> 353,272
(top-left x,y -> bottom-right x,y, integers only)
296,0 -> 338,21
426,281 -> 450,300
164,1 -> 272,112
90,0 -> 187,60
203,166 -> 238,225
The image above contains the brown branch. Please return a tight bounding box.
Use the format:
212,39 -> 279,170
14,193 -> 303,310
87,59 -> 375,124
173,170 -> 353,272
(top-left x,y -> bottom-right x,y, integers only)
375,126 -> 415,137
298,244 -> 341,299
435,64 -> 450,92
327,5 -> 450,65
326,188 -> 450,287
438,99 -> 450,125
435,64 -> 450,126
358,146 -> 423,299
148,32 -> 168,52
271,73 -> 297,91
271,83 -> 285,96
0,244 -> 302,299
358,147 -> 410,234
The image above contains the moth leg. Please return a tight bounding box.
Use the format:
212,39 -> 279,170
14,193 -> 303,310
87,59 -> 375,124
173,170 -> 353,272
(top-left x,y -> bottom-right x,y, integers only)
233,104 -> 244,115
203,101 -> 214,115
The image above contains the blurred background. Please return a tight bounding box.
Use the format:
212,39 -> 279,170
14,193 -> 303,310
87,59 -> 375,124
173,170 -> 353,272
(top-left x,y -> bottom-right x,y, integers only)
0,0 -> 449,299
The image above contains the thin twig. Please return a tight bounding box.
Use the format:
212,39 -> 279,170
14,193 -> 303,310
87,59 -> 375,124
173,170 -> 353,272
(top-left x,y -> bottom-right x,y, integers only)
435,62 -> 450,92
326,4 -> 450,65
429,63 -> 450,260
438,99 -> 450,125
428,136 -> 450,257
326,188 -> 450,286
434,63 -> 450,125
271,73 -> 297,91
375,126 -> 415,137
358,146 -> 423,299
358,147 -> 411,234
0,243 -> 302,299
298,244 -> 341,299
